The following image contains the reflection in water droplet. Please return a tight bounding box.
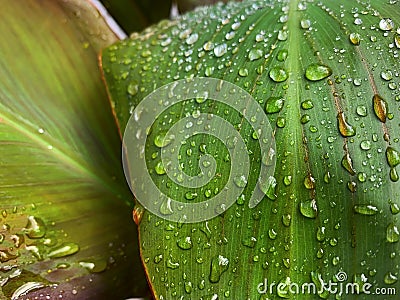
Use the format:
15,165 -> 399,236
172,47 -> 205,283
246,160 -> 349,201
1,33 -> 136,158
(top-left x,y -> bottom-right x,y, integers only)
300,199 -> 318,218
269,67 -> 288,82
305,64 -> 332,81
277,49 -> 288,62
379,18 -> 394,31
214,44 -> 227,57
265,96 -> 285,113
209,255 -> 229,283
300,19 -> 311,29
373,94 -> 388,123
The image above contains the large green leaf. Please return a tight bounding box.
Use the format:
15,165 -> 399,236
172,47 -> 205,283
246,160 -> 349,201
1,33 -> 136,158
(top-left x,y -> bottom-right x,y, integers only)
0,1 -> 148,298
102,0 -> 400,298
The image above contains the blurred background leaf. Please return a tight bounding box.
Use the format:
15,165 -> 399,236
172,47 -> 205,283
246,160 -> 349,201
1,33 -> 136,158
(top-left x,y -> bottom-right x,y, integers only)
0,0 -> 148,298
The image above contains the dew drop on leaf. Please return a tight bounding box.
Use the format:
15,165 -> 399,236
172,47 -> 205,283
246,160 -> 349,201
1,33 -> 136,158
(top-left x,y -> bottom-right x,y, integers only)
386,223 -> 399,243
269,67 -> 289,82
209,255 -> 229,283
301,99 -> 314,110
305,63 -> 332,81
341,153 -> 356,175
386,147 -> 400,168
177,236 -> 193,250
265,96 -> 285,113
353,204 -> 378,215
384,272 -> 398,284
379,18 -> 394,31
337,112 -> 356,137
248,48 -> 263,61
373,94 -> 389,123
381,70 -> 393,81
213,43 -> 227,57
154,131 -> 175,148
276,49 -> 288,62
349,32 -> 361,45
299,199 -> 318,218
24,216 -> 46,239
48,242 -> 80,258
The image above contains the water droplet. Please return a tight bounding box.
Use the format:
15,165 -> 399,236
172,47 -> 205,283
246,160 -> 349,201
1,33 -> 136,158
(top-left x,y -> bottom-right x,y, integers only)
214,44 -> 227,57
276,116 -> 286,128
155,161 -> 166,175
373,94 -> 388,123
154,131 -> 175,147
337,112 -> 356,137
276,277 -> 291,298
268,228 -> 277,239
283,175 -> 292,186
234,175 -> 247,188
79,259 -> 107,273
300,199 -> 318,218
242,236 -> 257,248
384,272 -> 398,284
311,271 -> 330,298
24,216 -> 46,239
265,96 -> 285,113
11,282 -> 46,300
300,114 -> 310,124
258,176 -> 277,200
386,223 -> 399,243
160,198 -> 173,215
185,191 -> 197,200
282,214 -> 291,227
127,81 -> 139,96
304,174 -> 316,189
360,140 -> 371,150
381,70 -> 393,81
342,153 -> 356,175
238,68 -> 248,77
300,19 -> 311,29
276,49 -> 288,62
386,147 -> 400,167
349,32 -> 361,45
305,64 -> 332,81
278,30 -> 288,41
390,203 -> 400,214
177,236 -> 193,250
301,99 -> 314,110
186,33 -> 199,45
184,281 -> 193,294
203,41 -> 214,51
379,18 -> 394,31
354,204 -> 378,215
269,67 -> 288,82
48,242 -> 79,258
356,105 -> 367,117
395,34 -> 400,48
209,255 -> 229,283
248,49 -> 263,61
316,248 -> 324,258
316,227 -> 326,241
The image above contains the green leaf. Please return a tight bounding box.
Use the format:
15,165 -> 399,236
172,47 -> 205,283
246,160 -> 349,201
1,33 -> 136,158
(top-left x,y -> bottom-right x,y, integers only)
0,1 -> 148,298
102,0 -> 400,298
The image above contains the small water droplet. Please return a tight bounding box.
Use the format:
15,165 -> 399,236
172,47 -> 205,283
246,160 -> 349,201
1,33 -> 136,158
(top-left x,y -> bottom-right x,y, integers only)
304,174 -> 316,189
282,214 -> 291,227
278,30 -> 288,41
337,112 -> 356,137
386,147 -> 400,168
305,64 -> 332,81
360,140 -> 371,150
316,227 -> 326,241
301,99 -> 314,110
160,198 -> 173,215
373,94 -> 388,123
238,68 -> 249,77
381,70 -> 393,81
265,96 -> 285,113
269,67 -> 288,82
127,81 -> 139,96
186,33 -> 199,45
386,223 -> 399,243
300,19 -> 311,29
155,161 -> 166,175
300,199 -> 318,218
209,255 -> 229,283
390,203 -> 400,214
384,272 -> 398,284
234,175 -> 247,188
79,259 -> 107,273
48,242 -> 79,258
277,277 -> 291,298
258,176 -> 277,200
356,105 -> 367,116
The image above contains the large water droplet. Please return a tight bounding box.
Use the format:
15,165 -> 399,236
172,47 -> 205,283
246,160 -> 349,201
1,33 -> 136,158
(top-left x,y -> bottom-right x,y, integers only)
248,49 -> 263,61
373,94 -> 388,123
177,236 -> 193,250
209,255 -> 229,283
300,199 -> 318,218
154,131 -> 175,147
386,223 -> 399,243
214,44 -> 227,57
381,70 -> 393,81
79,259 -> 107,273
386,147 -> 400,167
127,81 -> 139,96
301,99 -> 314,110
265,96 -> 285,113
337,112 -> 356,137
48,242 -> 79,258
379,18 -> 394,31
384,272 -> 398,284
353,204 -> 378,215
342,153 -> 356,175
305,64 -> 332,81
269,67 -> 288,82
349,32 -> 361,45
276,49 -> 288,62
